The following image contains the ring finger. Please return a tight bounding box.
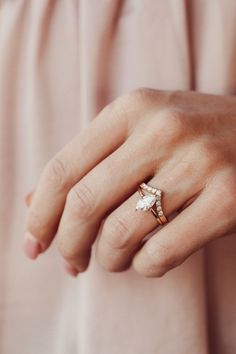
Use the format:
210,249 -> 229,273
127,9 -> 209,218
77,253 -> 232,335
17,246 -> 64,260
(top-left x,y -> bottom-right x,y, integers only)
96,154 -> 206,272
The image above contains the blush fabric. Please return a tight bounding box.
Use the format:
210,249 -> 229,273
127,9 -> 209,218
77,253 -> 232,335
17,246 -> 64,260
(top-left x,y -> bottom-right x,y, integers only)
0,1 -> 236,353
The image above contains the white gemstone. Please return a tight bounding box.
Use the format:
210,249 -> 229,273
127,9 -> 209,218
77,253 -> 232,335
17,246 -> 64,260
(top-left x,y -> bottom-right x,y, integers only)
157,206 -> 162,211
158,211 -> 163,216
136,195 -> 157,211
151,188 -> 156,194
147,187 -> 152,192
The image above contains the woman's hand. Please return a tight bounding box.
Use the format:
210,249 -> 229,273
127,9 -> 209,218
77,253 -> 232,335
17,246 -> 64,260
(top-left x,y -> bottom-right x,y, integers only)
24,89 -> 236,277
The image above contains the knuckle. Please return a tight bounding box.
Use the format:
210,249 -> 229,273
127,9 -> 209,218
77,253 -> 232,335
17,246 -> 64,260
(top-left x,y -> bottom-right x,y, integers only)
197,140 -> 214,156
150,109 -> 186,147
102,214 -> 131,250
141,109 -> 186,151
107,88 -> 156,115
66,183 -> 96,220
167,109 -> 186,129
102,88 -> 162,134
42,156 -> 70,191
196,140 -> 227,171
101,96 -> 130,129
125,88 -> 156,104
197,141 -> 218,162
121,88 -> 162,112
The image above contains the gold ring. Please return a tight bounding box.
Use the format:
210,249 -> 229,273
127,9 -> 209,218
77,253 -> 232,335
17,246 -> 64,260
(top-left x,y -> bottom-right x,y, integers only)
136,182 -> 168,225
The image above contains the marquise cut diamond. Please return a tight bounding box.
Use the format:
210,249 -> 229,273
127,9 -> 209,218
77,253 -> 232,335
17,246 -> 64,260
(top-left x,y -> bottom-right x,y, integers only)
136,194 -> 157,211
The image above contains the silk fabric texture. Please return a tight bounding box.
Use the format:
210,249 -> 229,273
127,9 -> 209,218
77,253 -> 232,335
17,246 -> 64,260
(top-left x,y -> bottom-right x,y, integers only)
1,1 -> 236,353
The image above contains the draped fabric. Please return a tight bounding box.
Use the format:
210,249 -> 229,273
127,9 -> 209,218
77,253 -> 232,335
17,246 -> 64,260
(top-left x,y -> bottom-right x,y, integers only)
1,1 -> 236,353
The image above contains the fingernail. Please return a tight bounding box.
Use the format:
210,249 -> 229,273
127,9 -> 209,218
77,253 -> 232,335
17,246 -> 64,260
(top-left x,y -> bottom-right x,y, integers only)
64,261 -> 79,277
23,232 -> 41,260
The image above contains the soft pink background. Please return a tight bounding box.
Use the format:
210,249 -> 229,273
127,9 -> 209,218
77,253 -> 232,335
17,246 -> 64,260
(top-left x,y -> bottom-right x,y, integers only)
1,1 -> 236,353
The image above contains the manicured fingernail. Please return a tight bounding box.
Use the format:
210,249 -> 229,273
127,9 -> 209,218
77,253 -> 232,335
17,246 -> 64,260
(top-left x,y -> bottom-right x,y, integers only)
23,232 -> 41,260
64,261 -> 79,277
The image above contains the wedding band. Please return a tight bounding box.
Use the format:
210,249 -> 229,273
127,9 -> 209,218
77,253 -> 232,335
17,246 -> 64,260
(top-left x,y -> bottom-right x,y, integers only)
136,182 -> 168,225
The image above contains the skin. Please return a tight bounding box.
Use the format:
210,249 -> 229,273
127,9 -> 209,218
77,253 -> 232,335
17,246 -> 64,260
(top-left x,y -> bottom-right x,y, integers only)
24,89 -> 236,277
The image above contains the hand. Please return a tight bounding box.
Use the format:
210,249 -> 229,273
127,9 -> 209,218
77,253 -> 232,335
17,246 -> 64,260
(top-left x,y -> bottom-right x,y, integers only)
24,89 -> 236,277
